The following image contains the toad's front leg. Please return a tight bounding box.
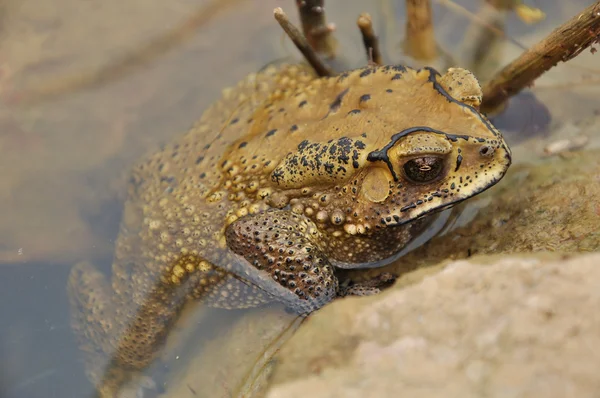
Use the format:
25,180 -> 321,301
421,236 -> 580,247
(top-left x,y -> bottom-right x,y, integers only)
225,209 -> 338,314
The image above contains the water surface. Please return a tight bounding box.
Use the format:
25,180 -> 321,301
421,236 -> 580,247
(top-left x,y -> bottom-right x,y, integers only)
1,0 -> 598,396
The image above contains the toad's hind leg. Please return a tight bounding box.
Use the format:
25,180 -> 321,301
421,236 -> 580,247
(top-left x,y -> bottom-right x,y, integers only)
68,261 -> 207,397
68,258 -> 276,397
225,209 -> 338,315
68,261 -> 156,398
68,262 -> 116,388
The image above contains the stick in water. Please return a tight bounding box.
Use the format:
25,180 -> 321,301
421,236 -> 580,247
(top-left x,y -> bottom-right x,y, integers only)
404,0 -> 437,61
357,13 -> 383,65
481,1 -> 600,113
274,7 -> 333,77
295,0 -> 337,58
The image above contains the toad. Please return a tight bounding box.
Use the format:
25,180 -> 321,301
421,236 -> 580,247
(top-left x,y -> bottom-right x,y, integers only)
68,63 -> 511,396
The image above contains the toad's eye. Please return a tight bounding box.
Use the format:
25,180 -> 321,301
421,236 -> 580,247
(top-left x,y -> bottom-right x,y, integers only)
403,156 -> 444,183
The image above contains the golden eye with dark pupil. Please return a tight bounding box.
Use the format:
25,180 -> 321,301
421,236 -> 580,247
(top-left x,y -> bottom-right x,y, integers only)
403,156 -> 444,183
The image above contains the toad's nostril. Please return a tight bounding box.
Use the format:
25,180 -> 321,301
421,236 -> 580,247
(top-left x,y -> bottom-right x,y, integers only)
479,146 -> 494,157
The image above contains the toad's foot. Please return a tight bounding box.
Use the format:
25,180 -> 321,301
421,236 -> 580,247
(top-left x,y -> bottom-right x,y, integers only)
226,209 -> 338,315
338,272 -> 397,297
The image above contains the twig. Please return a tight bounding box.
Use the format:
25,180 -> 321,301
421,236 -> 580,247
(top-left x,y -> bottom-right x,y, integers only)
357,13 -> 383,65
274,7 -> 333,77
404,0 -> 437,61
481,1 -> 600,113
295,0 -> 337,58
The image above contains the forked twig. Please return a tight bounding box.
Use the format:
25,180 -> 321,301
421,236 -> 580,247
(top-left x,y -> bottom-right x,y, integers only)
357,13 -> 383,65
274,8 -> 333,77
295,0 -> 337,58
481,1 -> 600,113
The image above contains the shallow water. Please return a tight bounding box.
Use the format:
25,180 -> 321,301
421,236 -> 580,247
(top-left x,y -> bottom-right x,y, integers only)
1,0 -> 598,397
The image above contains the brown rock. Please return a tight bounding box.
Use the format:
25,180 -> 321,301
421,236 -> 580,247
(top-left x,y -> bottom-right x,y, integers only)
268,252 -> 600,398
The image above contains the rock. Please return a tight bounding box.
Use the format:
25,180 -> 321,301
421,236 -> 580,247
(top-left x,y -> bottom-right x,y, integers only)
266,252 -> 600,398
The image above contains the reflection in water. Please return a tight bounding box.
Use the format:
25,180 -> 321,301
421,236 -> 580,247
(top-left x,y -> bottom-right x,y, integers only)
491,92 -> 551,146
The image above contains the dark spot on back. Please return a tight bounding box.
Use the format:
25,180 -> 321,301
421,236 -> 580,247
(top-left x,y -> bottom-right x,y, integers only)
348,109 -> 361,115
338,71 -> 350,81
359,94 -> 371,103
266,129 -> 277,137
328,88 -> 350,114
160,176 -> 176,184
299,100 -> 307,108
238,142 -> 248,149
298,140 -> 309,150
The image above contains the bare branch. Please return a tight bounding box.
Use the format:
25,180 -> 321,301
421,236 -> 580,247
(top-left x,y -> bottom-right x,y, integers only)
295,0 -> 337,58
481,1 -> 600,113
274,7 -> 333,77
404,0 -> 437,61
357,13 -> 383,65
